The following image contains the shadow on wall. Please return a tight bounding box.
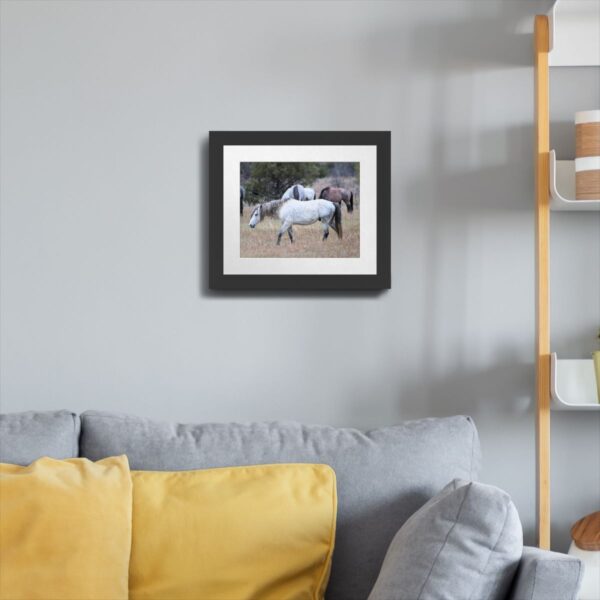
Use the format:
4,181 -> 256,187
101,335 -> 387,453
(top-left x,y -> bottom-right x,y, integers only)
358,0 -> 543,422
336,345 -> 534,431
363,0 -> 546,73
396,123 -> 534,421
398,350 -> 534,420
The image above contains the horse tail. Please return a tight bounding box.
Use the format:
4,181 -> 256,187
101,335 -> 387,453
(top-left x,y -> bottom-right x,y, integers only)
319,186 -> 329,199
334,202 -> 342,239
348,191 -> 354,213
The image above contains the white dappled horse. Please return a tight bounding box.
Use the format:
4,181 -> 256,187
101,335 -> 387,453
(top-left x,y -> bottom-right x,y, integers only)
248,199 -> 342,245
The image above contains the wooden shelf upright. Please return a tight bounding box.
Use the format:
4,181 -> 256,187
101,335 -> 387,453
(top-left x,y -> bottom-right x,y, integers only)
534,14 -> 551,551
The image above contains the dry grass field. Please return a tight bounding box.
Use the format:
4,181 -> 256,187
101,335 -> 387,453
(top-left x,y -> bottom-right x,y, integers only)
240,206 -> 360,258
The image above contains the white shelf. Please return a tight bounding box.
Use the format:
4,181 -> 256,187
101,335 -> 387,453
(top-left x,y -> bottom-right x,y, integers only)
549,151 -> 600,211
548,0 -> 600,66
551,353 -> 600,411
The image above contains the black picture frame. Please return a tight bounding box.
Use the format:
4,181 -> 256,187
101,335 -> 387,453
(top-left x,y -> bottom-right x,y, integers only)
209,131 -> 391,291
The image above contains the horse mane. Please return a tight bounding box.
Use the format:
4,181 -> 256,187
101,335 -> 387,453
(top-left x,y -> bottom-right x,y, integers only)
319,186 -> 330,199
259,198 -> 286,217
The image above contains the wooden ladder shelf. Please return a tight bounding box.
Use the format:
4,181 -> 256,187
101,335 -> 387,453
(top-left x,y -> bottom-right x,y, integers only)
534,0 -> 600,550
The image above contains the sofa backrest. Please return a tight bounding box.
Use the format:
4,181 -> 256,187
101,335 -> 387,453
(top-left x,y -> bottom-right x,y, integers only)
80,411 -> 481,600
0,410 -> 80,465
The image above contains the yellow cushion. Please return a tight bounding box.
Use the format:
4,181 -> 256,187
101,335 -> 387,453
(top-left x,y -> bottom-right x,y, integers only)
130,463 -> 337,600
0,456 -> 132,600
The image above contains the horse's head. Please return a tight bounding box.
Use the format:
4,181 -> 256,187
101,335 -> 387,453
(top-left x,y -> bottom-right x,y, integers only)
248,204 -> 262,228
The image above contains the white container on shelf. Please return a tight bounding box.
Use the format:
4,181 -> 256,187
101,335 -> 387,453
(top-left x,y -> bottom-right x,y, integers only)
555,359 -> 596,403
549,150 -> 600,210
551,354 -> 600,410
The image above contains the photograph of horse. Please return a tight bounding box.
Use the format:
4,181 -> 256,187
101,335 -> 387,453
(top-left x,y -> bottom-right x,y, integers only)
248,199 -> 342,245
240,161 -> 359,259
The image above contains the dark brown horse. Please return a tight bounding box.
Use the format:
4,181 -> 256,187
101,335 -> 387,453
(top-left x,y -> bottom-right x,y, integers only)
319,186 -> 354,213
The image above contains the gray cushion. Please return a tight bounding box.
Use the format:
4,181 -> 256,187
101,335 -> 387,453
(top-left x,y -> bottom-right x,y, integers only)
368,479 -> 523,600
80,411 -> 481,600
507,546 -> 583,600
0,410 -> 80,465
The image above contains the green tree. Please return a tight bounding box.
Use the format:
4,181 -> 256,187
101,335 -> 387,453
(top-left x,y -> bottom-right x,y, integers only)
242,162 -> 324,203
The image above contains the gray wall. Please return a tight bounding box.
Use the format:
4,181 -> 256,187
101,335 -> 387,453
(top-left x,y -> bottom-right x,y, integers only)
1,0 -> 598,551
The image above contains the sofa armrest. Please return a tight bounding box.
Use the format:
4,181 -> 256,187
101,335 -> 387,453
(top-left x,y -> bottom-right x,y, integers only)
508,546 -> 583,600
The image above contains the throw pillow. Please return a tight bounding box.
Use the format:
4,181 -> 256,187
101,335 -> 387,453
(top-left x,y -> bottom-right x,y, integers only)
0,455 -> 132,600
368,479 -> 523,600
129,463 -> 337,600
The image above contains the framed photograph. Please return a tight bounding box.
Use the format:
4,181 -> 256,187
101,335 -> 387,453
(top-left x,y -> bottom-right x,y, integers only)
209,131 -> 390,290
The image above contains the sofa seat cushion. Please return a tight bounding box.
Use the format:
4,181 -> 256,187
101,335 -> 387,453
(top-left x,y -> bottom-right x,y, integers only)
368,479 -> 523,600
129,463 -> 337,600
0,455 -> 132,600
80,411 -> 481,600
0,410 -> 80,465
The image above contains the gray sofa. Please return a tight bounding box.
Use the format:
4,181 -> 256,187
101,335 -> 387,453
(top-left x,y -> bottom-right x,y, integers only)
0,410 -> 583,600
